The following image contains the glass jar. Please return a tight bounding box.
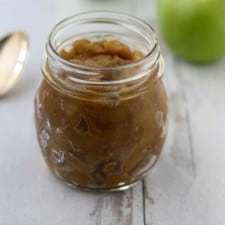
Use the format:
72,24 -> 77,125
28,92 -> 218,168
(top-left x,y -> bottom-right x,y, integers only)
34,11 -> 168,192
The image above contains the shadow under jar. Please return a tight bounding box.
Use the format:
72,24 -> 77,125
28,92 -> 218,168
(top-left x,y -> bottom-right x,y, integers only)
34,11 -> 168,192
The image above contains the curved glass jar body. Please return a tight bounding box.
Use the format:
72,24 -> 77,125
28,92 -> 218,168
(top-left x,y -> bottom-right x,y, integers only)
34,11 -> 168,191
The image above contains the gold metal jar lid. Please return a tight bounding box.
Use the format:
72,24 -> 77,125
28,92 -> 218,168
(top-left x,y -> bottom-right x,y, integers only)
0,31 -> 29,96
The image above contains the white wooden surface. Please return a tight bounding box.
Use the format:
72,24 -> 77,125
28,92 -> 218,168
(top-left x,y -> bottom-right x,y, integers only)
1,0 -> 225,224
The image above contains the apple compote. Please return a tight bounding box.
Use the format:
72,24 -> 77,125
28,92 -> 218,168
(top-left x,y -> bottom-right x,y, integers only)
34,12 -> 168,191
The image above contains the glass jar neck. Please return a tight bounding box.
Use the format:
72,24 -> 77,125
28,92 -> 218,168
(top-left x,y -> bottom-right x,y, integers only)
42,11 -> 164,95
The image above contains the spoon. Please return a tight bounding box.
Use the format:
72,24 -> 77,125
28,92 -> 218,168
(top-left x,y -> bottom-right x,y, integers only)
0,31 -> 29,96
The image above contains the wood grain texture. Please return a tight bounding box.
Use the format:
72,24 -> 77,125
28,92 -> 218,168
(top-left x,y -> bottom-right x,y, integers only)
1,0 -> 225,225
142,49 -> 198,225
143,44 -> 225,225
95,183 -> 144,225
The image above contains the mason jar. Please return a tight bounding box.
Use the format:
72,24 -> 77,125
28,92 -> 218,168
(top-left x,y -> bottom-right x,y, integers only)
34,11 -> 168,192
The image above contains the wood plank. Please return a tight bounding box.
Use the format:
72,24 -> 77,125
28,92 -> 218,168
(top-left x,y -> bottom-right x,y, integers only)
143,47 -> 197,225
175,58 -> 225,225
144,41 -> 225,224
97,183 -> 144,225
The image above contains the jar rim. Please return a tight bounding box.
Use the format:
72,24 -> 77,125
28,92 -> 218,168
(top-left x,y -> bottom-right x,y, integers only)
45,11 -> 163,86
47,11 -> 159,70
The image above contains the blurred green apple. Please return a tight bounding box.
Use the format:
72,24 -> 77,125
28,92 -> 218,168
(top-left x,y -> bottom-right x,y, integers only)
157,0 -> 225,62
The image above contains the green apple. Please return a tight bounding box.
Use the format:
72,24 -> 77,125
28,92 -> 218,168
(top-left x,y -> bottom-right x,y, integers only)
157,0 -> 225,62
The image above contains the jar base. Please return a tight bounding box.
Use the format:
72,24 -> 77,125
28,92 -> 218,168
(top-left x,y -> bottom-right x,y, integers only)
53,173 -> 141,192
50,156 -> 160,192
67,180 -> 142,192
